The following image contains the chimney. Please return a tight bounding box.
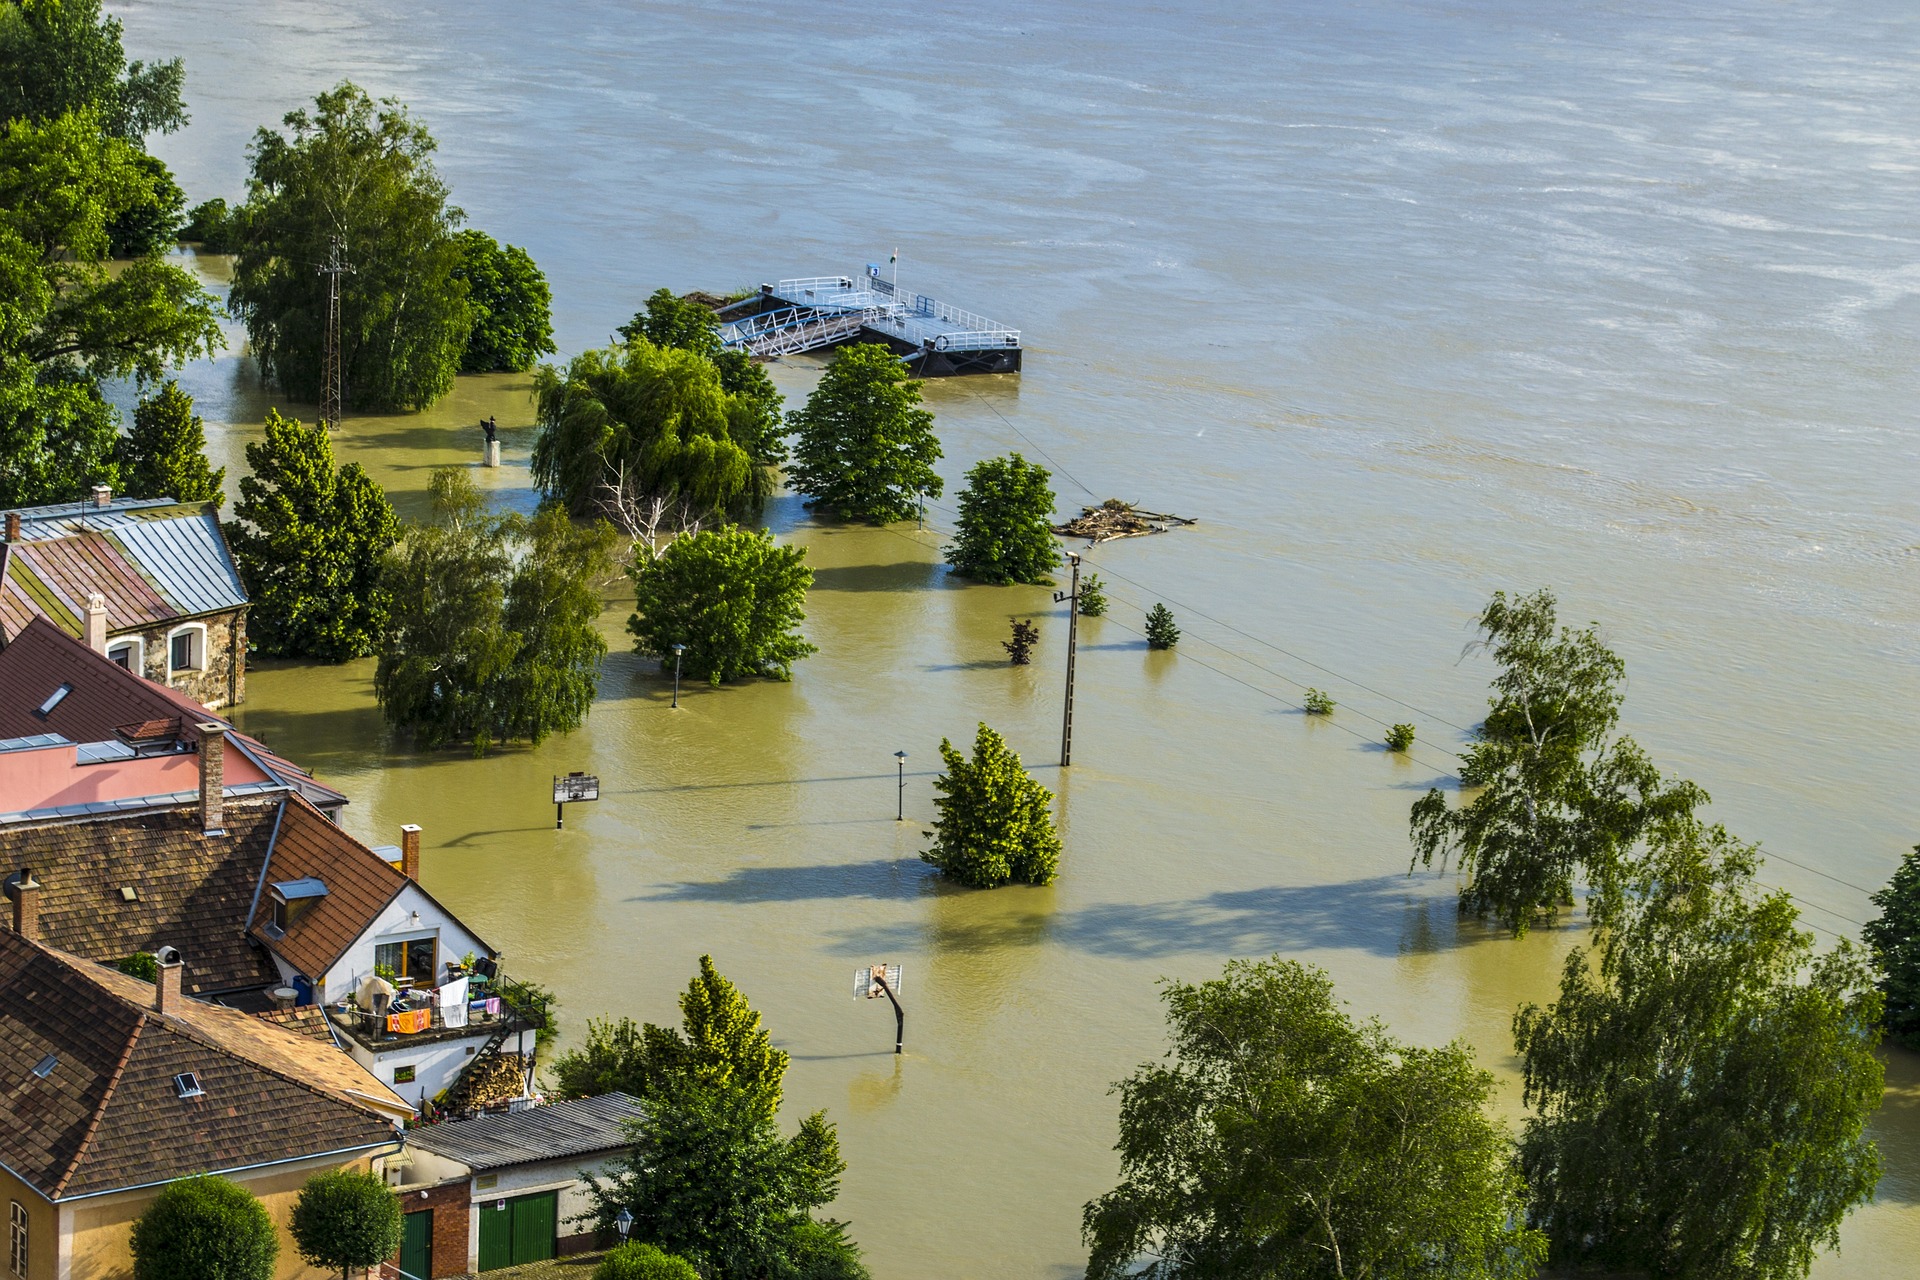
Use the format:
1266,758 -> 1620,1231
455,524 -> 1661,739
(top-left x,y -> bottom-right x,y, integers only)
4,511 -> 17,541
9,867 -> 39,942
83,593 -> 108,654
155,949 -> 183,1014
91,484 -> 112,510
400,824 -> 422,881
197,722 -> 225,834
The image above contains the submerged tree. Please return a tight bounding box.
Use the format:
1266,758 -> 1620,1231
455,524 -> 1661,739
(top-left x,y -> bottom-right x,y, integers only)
618,288 -> 785,464
375,467 -> 615,753
226,410 -> 399,659
922,723 -> 1060,888
230,81 -> 471,411
452,228 -> 555,373
1003,618 -> 1038,665
945,453 -> 1058,584
117,380 -> 225,504
551,955 -> 791,1116
1409,588 -> 1704,935
1514,817 -> 1883,1279
1863,844 -> 1920,1049
1083,957 -> 1543,1280
1143,603 -> 1179,650
786,343 -> 943,524
627,526 -> 815,685
533,338 -> 776,525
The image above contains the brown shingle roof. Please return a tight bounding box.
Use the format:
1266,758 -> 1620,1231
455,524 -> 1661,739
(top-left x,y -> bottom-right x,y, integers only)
250,799 -> 409,979
252,1004 -> 340,1047
0,931 -> 398,1199
0,617 -> 346,812
0,798 -> 285,994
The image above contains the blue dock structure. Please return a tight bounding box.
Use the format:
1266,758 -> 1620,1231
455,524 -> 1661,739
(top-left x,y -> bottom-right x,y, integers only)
714,266 -> 1022,376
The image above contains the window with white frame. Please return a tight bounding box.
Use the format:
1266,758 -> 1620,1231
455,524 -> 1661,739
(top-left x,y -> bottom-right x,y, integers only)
107,637 -> 143,671
9,1200 -> 25,1279
166,624 -> 205,675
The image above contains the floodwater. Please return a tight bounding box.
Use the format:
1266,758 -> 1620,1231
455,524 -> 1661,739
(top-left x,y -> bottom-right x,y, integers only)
114,1 -> 1920,1274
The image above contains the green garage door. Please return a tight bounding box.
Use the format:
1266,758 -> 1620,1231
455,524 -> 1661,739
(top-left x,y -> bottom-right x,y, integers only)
477,1191 -> 557,1271
400,1210 -> 431,1280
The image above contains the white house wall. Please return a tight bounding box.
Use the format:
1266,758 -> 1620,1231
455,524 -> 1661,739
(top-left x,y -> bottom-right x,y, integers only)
318,882 -> 493,999
341,1033 -> 494,1111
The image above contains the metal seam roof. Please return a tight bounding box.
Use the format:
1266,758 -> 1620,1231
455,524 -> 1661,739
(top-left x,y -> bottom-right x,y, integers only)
405,1094 -> 644,1171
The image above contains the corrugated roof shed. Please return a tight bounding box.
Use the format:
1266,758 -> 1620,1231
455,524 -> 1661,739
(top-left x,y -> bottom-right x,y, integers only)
407,1094 -> 644,1170
0,500 -> 246,639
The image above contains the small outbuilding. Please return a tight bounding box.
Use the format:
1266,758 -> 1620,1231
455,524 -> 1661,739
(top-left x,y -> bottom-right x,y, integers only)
391,1093 -> 643,1276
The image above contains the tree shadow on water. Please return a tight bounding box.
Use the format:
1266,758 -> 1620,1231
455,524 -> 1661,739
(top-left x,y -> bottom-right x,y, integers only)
635,857 -> 935,904
1057,874 -> 1491,960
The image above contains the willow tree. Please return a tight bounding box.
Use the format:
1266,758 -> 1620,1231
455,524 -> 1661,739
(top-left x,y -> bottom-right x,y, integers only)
1409,588 -> 1703,934
533,337 -> 775,526
618,288 -> 786,466
230,81 -> 471,412
1084,958 -> 1543,1280
1515,818 -> 1883,1278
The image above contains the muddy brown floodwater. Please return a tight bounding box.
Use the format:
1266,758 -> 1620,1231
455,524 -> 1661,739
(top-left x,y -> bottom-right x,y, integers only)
109,0 -> 1920,1274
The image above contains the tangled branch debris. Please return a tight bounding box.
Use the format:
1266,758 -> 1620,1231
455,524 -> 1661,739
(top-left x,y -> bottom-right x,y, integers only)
1052,499 -> 1197,545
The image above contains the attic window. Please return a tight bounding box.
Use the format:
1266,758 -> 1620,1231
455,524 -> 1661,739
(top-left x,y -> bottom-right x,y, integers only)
269,878 -> 328,933
31,1054 -> 56,1079
172,1072 -> 204,1099
34,684 -> 71,718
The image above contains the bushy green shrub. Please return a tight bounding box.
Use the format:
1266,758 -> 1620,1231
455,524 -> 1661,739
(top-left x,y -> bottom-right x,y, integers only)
1144,603 -> 1179,650
1386,723 -> 1415,752
595,1242 -> 700,1280
289,1169 -> 403,1279
1077,573 -> 1108,617
922,723 -> 1061,888
1304,688 -> 1335,716
944,453 -> 1058,583
130,1175 -> 277,1280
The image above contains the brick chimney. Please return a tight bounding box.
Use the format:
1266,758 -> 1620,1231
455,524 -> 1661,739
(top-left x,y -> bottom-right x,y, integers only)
155,949 -> 183,1014
4,511 -> 18,541
9,867 -> 39,941
196,723 -> 225,834
83,593 -> 108,654
91,484 -> 112,510
400,824 -> 422,881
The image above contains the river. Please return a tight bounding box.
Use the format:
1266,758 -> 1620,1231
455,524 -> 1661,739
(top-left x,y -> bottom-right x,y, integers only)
116,1 -> 1920,1274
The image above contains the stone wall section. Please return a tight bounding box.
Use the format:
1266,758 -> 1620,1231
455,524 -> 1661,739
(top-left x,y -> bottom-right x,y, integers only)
122,607 -> 247,710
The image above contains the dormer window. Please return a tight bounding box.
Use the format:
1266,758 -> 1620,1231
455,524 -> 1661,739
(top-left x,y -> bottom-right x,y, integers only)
267,878 -> 328,934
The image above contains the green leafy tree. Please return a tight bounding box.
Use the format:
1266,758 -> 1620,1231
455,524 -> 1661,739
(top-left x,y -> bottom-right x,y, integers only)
1514,817 -> 1883,1279
596,1243 -> 701,1280
452,228 -> 554,372
115,951 -> 157,981
922,722 -> 1061,888
376,467 -> 615,753
1304,687 -> 1335,715
945,453 -> 1058,583
615,288 -> 785,463
130,1174 -> 278,1280
1864,845 -> 1920,1048
1409,588 -> 1704,935
533,338 -> 776,524
1144,602 -> 1179,649
1386,723 -> 1416,752
226,409 -> 399,659
0,107 -> 222,506
289,1169 -> 403,1280
182,196 -> 245,252
117,380 -> 224,503
229,81 -> 471,412
0,0 -> 187,139
1084,957 -> 1543,1280
1077,573 -> 1108,617
585,1082 -> 864,1280
552,955 -> 790,1117
1003,618 -> 1038,665
627,526 -> 815,685
786,343 -> 942,523
106,149 -> 184,256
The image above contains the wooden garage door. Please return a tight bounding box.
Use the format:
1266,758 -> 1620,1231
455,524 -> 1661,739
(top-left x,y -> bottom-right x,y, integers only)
477,1190 -> 557,1271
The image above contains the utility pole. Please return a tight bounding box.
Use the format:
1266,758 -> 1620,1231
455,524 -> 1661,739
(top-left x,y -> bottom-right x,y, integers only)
1053,549 -> 1082,766
317,236 -> 352,431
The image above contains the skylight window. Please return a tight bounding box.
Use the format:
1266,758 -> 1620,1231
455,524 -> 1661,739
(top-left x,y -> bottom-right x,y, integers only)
172,1072 -> 204,1099
31,1054 -> 56,1079
34,683 -> 72,718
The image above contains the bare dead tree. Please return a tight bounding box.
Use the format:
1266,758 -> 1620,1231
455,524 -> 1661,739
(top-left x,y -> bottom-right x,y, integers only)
598,460 -> 702,560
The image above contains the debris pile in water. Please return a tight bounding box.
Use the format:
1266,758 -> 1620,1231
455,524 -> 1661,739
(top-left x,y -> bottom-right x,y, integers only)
1052,499 -> 1197,545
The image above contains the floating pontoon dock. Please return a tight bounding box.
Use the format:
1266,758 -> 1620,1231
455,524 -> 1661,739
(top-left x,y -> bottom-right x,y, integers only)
715,266 -> 1022,376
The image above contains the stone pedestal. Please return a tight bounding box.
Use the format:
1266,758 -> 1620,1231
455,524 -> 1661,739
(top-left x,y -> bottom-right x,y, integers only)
484,439 -> 500,468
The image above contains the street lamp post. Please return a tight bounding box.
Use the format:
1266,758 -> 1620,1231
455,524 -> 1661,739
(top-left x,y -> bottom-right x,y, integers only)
613,1207 -> 633,1243
895,750 -> 908,821
671,643 -> 685,709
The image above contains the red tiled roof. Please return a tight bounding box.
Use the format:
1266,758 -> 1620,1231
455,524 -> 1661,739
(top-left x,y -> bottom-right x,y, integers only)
0,930 -> 397,1199
0,617 -> 346,812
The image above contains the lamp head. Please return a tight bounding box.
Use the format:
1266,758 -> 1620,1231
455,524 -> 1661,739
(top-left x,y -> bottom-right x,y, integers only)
895,750 -> 908,761
672,643 -> 686,655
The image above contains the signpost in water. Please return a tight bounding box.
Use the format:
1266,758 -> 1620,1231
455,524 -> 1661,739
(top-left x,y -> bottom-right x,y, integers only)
552,772 -> 599,830
854,962 -> 905,1055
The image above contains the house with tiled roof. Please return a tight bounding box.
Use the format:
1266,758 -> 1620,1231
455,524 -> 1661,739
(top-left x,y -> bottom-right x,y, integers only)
0,616 -> 345,818
0,489 -> 249,709
0,917 -> 406,1280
